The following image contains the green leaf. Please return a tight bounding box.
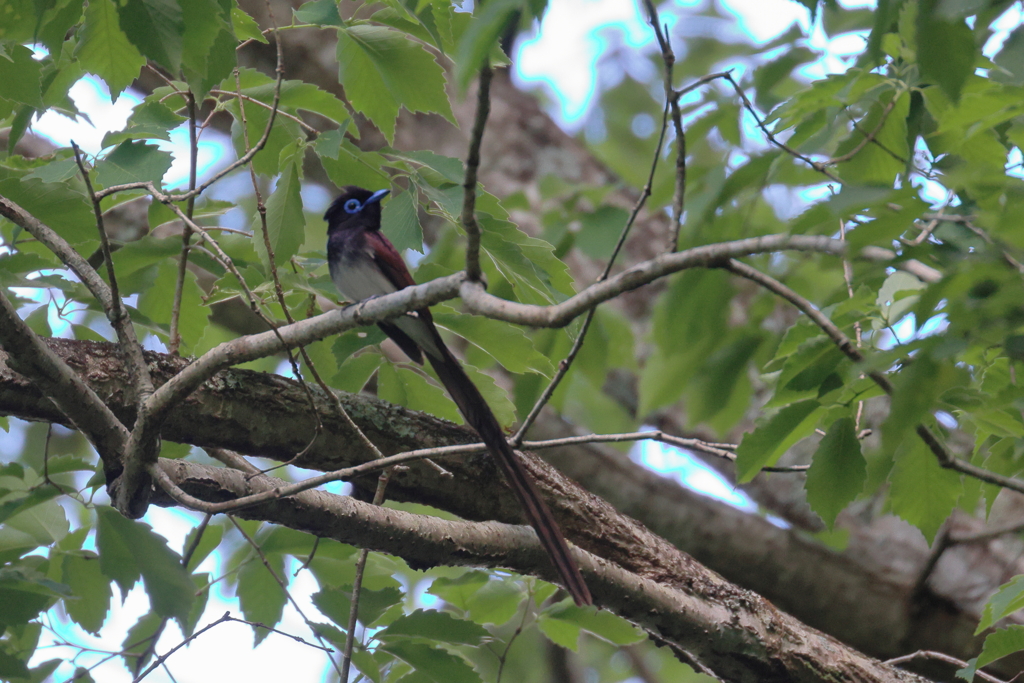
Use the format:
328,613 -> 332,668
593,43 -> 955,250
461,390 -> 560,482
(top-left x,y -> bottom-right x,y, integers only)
380,189 -> 423,254
258,157 -> 305,265
316,131 -> 388,190
313,584 -> 404,628
231,6 -> 267,43
25,156 -> 82,184
137,261 -> 209,351
333,352 -> 383,393
121,612 -> 163,669
538,602 -> 644,651
293,0 -> 343,25
378,362 -> 462,424
95,508 -> 195,623
336,24 -> 455,143
917,3 -> 975,102
805,417 -> 866,528
453,0 -> 520,90
735,400 -> 821,482
976,625 -> 1024,669
379,641 -> 478,683
183,523 -> 224,573
0,45 -> 43,109
0,172 -> 95,247
180,0 -> 229,80
835,89 -> 910,185
62,552 -> 112,634
477,212 -> 575,305
225,68 -> 352,126
881,353 -> 949,456
0,648 -> 30,679
103,99 -> 187,147
432,306 -> 554,377
977,575 -> 1024,633
94,141 -> 173,188
75,0 -> 147,99
0,489 -> 69,547
375,609 -> 489,645
887,438 -> 962,544
427,572 -> 523,625
237,553 -> 286,641
117,0 -> 185,73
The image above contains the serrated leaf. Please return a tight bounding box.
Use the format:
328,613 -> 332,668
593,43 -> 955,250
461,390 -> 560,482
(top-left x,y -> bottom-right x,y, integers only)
76,0 -> 146,97
977,575 -> 1024,633
918,5 -> 974,102
0,175 -> 95,248
137,261 -> 209,350
94,141 -> 173,188
24,156 -> 81,184
95,508 -> 195,623
888,438 -> 962,544
258,158 -> 305,265
237,554 -> 286,642
181,0 -> 228,77
333,352 -> 383,393
313,584 -> 403,628
735,400 -> 821,482
378,362 -> 462,424
453,0 -> 520,90
231,6 -> 267,43
381,189 -> 423,254
61,553 -> 111,634
379,641 -> 478,683
976,625 -> 1024,669
336,24 -> 455,143
0,44 -> 43,109
224,68 -> 351,126
427,572 -> 523,625
432,306 -> 554,377
375,609 -> 489,645
805,417 -> 866,528
539,602 -> 644,651
102,100 -> 187,147
881,353 -> 950,456
293,0 -> 343,25
183,523 -> 224,573
117,0 -> 185,72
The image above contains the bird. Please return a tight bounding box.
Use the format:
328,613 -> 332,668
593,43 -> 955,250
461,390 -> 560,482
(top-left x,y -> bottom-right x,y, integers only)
325,185 -> 592,606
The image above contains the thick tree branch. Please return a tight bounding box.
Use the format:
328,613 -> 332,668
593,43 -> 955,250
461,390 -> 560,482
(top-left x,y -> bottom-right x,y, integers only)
154,457 -> 931,683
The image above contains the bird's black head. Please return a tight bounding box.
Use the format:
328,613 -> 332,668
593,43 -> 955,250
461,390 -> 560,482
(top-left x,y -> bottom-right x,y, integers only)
324,186 -> 390,232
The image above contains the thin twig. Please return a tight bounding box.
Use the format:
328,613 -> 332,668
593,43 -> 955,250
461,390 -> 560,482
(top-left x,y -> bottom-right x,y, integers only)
234,65 -> 326,459
461,63 -> 492,282
643,0 -> 686,251
340,468 -> 393,681
228,515 -> 344,678
169,91 -> 200,356
513,93 -> 675,444
884,649 -> 1006,683
71,143 -> 122,319
722,73 -> 842,183
827,95 -> 901,165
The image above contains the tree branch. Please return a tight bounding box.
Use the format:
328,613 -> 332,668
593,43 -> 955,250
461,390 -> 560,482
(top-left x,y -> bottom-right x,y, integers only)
151,457 -> 930,683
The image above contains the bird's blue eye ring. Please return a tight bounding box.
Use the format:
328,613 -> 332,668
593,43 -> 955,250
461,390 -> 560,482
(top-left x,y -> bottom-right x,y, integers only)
344,198 -> 362,214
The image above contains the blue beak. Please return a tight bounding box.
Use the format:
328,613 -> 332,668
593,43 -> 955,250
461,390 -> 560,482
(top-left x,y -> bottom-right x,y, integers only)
367,189 -> 391,205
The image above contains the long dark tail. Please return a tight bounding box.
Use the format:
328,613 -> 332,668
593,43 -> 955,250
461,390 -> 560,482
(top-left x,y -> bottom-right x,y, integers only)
425,339 -> 592,606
